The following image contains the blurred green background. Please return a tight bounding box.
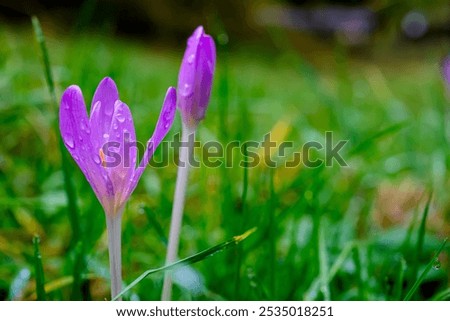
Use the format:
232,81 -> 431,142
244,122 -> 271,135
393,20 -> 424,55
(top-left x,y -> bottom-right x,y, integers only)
0,0 -> 449,300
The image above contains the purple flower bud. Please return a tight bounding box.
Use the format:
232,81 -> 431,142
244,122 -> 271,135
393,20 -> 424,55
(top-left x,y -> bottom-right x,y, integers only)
177,26 -> 216,128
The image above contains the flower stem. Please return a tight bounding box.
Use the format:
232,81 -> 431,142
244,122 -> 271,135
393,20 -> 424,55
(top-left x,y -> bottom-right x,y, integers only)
161,123 -> 195,301
106,210 -> 123,300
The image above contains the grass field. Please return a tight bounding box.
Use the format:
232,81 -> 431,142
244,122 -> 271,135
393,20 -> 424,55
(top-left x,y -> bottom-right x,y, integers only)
0,21 -> 449,301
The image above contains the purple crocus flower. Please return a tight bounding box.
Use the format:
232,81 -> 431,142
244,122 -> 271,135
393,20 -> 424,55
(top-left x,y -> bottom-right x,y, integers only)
60,77 -> 176,217
60,77 -> 176,299
177,26 -> 216,128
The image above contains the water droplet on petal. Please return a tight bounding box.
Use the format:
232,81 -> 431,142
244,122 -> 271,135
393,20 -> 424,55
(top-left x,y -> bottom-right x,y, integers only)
65,135 -> 75,148
181,83 -> 191,95
80,122 -> 91,134
113,122 -> 119,130
103,101 -> 114,116
116,114 -> 126,123
103,133 -> 110,139
78,135 -> 83,142
73,155 -> 79,161
93,154 -> 101,165
187,54 -> 195,64
207,60 -> 214,73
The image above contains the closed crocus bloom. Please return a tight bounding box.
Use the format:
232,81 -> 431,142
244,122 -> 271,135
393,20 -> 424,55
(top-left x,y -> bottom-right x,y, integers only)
162,26 -> 215,301
177,26 -> 216,128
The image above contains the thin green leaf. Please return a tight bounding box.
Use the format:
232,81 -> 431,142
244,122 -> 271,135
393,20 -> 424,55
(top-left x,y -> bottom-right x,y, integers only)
33,235 -> 46,301
404,238 -> 448,301
304,241 -> 355,300
413,194 -> 432,275
31,16 -> 57,105
431,287 -> 450,301
113,228 -> 257,301
318,220 -> 330,300
32,16 -> 85,298
268,168 -> 276,298
393,257 -> 407,300
349,122 -> 406,156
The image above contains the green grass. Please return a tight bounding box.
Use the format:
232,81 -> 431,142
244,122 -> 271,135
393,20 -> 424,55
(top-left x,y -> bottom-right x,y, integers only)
0,20 -> 448,301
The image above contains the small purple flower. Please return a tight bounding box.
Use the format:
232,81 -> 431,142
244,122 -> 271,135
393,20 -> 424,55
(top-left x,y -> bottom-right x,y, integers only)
59,77 -> 177,216
177,26 -> 216,128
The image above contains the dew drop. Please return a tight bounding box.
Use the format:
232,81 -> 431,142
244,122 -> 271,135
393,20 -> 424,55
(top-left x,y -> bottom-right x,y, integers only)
104,102 -> 113,116
116,114 -> 126,123
181,83 -> 191,95
93,154 -> 101,165
433,258 -> 441,270
187,54 -> 195,64
73,155 -> 79,161
207,60 -> 214,73
65,135 -> 75,148
103,133 -> 110,139
78,135 -> 83,142
113,122 -> 119,130
80,122 -> 91,134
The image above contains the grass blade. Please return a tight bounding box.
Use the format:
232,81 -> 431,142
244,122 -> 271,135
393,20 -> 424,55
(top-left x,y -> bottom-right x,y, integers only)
113,228 -> 257,301
31,16 -> 81,244
393,257 -> 407,300
304,241 -> 355,300
268,169 -> 276,298
349,122 -> 406,156
32,16 -> 85,299
318,219 -> 330,300
31,16 -> 57,105
234,144 -> 250,298
403,238 -> 448,301
408,193 -> 432,300
414,194 -> 432,272
33,235 -> 46,301
431,288 -> 450,301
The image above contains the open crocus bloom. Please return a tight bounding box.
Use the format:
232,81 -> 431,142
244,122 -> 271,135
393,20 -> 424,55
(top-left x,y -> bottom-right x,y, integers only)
177,26 -> 216,128
60,77 -> 176,216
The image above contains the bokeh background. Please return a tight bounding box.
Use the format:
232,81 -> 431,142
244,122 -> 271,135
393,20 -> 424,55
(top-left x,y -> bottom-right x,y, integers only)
0,0 -> 449,300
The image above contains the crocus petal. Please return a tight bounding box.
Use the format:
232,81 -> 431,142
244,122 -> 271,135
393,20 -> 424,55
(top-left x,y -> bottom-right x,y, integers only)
177,26 -> 216,127
90,77 -> 120,153
193,33 -> 216,120
59,86 -> 111,209
105,100 -> 137,209
129,87 -> 177,194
